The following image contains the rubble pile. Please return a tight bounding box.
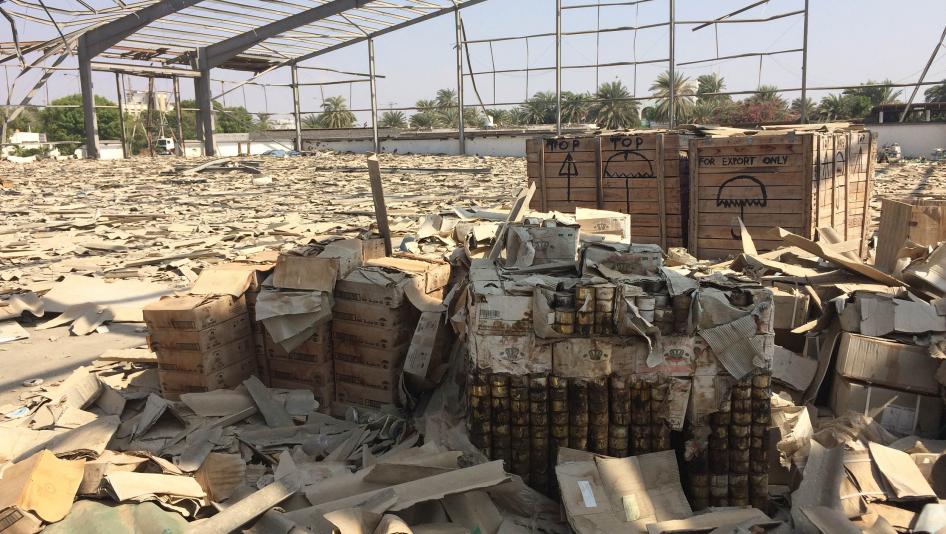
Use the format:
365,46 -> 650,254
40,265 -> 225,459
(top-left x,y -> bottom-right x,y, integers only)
0,145 -> 945,533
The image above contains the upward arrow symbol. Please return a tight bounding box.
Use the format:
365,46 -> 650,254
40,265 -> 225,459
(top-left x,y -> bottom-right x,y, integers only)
559,153 -> 578,201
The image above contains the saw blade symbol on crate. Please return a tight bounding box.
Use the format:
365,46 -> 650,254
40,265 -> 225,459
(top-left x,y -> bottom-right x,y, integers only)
558,153 -> 579,201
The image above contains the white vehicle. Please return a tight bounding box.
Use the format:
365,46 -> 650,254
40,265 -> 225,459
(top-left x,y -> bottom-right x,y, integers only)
156,137 -> 176,154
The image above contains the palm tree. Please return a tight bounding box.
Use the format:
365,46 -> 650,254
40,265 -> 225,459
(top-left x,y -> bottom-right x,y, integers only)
697,73 -> 727,102
560,91 -> 591,124
589,81 -> 639,129
255,113 -> 272,131
301,114 -> 321,129
409,111 -> 438,129
435,89 -> 456,111
790,97 -> 816,120
925,81 -> 946,103
508,107 -> 531,126
521,91 -> 557,124
316,96 -> 356,128
819,94 -> 848,121
690,100 -> 719,124
379,110 -> 407,128
485,108 -> 509,127
844,80 -> 902,107
747,85 -> 785,105
649,71 -> 696,122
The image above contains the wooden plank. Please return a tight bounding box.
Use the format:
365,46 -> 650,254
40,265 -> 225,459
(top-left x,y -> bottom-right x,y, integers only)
875,198 -> 923,273
697,199 -> 805,213
545,201 -> 598,212
860,132 -> 876,257
595,136 -> 604,209
696,185 -> 805,200
697,225 -> 802,239
603,177 -> 681,189
802,132 -> 814,240
697,237 -> 785,251
539,145 -> 548,211
698,212 -> 804,227
367,155 -> 393,257
547,188 -> 599,202
656,133 -> 667,249
693,172 -> 804,187
601,200 -> 682,214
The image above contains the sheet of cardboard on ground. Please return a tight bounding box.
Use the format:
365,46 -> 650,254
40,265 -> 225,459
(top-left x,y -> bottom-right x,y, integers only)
0,450 -> 85,526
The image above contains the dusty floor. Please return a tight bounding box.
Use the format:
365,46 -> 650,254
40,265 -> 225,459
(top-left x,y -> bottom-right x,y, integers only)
0,153 -> 941,407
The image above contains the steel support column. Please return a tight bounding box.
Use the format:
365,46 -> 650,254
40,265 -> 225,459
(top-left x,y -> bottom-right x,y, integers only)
173,76 -> 186,157
368,39 -> 380,153
555,0 -> 562,135
800,0 -> 809,124
78,35 -> 99,159
114,72 -> 128,159
455,7 -> 466,155
291,65 -> 303,152
196,48 -> 215,157
668,0 -> 675,128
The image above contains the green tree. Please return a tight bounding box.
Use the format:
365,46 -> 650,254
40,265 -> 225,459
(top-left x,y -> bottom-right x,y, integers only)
560,91 -> 591,124
589,81 -> 639,129
925,81 -> 946,103
42,94 -> 121,142
314,96 -> 356,129
485,108 -> 510,127
649,71 -> 696,122
409,111 -> 438,128
301,114 -> 321,128
790,97 -> 816,120
844,80 -> 902,107
435,89 -> 456,112
254,113 -> 272,131
212,102 -> 253,133
697,73 -> 728,103
818,94 -> 849,120
379,110 -> 407,128
521,91 -> 557,124
166,99 -> 197,140
3,107 -> 42,138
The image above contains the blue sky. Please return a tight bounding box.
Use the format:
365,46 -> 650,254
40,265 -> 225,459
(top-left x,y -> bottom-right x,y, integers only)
7,0 -> 946,124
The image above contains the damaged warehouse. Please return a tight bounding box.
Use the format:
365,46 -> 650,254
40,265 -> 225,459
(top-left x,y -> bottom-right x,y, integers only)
2,1 -> 946,533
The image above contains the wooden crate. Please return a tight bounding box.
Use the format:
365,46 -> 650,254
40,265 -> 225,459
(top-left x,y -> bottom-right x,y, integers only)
526,131 -> 690,248
688,128 -> 876,260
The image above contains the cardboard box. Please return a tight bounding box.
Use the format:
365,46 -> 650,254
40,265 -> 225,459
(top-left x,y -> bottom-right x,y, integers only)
264,323 -> 332,364
505,223 -> 580,266
552,337 -> 612,378
335,269 -> 416,308
148,313 -> 250,353
830,375 -> 943,438
0,450 -> 85,530
634,335 -> 700,377
333,299 -> 419,330
334,360 -> 400,391
365,256 -> 451,294
143,295 -> 247,331
771,285 -> 810,330
332,339 -> 407,369
836,333 -> 940,395
404,311 -> 453,380
335,381 -> 399,408
155,335 -> 255,374
574,207 -> 631,244
158,357 -> 256,398
267,359 -> 333,388
469,334 -> 552,375
272,239 -> 366,292
332,319 -> 413,350
581,243 -> 664,276
470,294 -> 532,335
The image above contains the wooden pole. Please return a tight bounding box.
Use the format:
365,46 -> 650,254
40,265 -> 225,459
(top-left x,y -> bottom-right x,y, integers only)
366,154 -> 393,256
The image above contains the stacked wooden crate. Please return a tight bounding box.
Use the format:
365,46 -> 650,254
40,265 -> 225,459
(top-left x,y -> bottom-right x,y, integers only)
688,127 -> 876,259
526,131 -> 690,248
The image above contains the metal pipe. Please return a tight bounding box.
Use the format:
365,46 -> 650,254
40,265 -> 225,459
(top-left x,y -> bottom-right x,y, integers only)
901,23 -> 946,122
196,48 -> 215,157
173,75 -> 186,156
800,0 -> 809,124
454,6 -> 465,155
114,72 -> 128,159
368,37 -> 380,153
78,35 -> 99,159
555,0 -> 562,135
291,64 -> 303,151
668,0 -> 675,128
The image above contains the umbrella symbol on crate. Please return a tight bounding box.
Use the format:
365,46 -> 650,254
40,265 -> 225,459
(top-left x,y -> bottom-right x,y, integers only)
716,175 -> 768,239
603,150 -> 654,178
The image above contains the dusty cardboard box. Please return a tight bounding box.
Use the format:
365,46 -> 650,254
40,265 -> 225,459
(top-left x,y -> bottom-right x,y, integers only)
771,285 -> 810,330
272,239 -> 366,292
365,256 -> 451,294
552,337 -> 612,378
470,333 -> 552,374
574,207 -> 631,244
205,262 -> 275,291
155,335 -> 254,374
143,295 -> 247,331
505,222 -> 580,267
581,243 -> 664,276
333,339 -> 407,369
333,299 -> 419,330
158,357 -> 256,398
835,333 -> 940,395
264,324 -> 332,364
148,313 -> 250,353
335,269 -> 416,308
830,375 -> 943,438
404,311 -> 453,380
335,381 -> 398,408
334,360 -> 399,391
470,294 -> 532,335
332,319 -> 413,350
267,358 -> 333,388
0,450 -> 85,531
633,335 -> 700,377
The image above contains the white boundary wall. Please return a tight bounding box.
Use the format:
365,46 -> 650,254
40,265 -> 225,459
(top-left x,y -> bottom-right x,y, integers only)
870,122 -> 946,158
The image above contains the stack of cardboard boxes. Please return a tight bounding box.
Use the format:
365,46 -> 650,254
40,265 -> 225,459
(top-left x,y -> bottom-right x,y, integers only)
333,256 -> 450,409
143,294 -> 258,399
263,322 -> 335,407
